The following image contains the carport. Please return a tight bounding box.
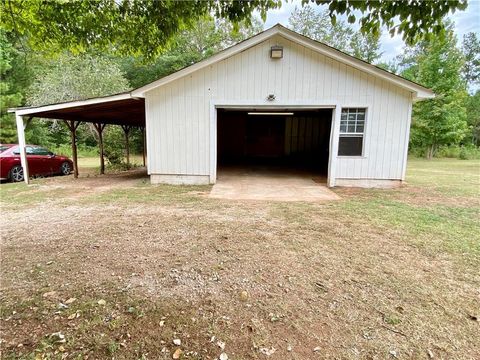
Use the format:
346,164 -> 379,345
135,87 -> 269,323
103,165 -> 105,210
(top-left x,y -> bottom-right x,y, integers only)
10,93 -> 146,184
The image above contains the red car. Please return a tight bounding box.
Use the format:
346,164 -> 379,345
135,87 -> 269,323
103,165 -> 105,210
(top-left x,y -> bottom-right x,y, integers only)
0,144 -> 73,182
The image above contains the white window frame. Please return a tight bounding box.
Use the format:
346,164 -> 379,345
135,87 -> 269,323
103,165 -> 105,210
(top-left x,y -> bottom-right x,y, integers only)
338,107 -> 367,157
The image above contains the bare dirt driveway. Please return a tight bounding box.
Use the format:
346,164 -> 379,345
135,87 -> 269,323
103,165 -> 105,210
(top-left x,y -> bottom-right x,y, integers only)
0,159 -> 479,359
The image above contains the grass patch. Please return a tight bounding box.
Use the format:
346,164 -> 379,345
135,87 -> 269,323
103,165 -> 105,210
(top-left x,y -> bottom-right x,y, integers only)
407,158 -> 480,197
335,196 -> 480,258
0,181 -> 73,208
80,184 -> 212,205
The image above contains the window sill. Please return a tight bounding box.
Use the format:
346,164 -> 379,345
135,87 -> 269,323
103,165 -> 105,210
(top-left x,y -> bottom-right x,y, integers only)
337,155 -> 367,159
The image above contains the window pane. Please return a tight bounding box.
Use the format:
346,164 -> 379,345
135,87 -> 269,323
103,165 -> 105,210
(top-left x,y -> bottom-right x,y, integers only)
338,136 -> 363,156
340,108 -> 366,134
33,147 -> 50,155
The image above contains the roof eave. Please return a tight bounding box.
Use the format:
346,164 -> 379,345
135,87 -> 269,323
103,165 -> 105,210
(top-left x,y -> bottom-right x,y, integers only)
9,93 -> 137,116
413,91 -> 436,102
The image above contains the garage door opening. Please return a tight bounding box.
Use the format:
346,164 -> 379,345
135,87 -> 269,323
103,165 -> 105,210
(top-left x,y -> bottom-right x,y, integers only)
217,108 -> 333,182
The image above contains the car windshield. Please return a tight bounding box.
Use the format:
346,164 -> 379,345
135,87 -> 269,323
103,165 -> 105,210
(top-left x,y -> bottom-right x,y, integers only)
0,145 -> 11,153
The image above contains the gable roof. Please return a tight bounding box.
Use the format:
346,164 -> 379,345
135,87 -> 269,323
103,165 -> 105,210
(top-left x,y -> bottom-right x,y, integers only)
131,24 -> 434,100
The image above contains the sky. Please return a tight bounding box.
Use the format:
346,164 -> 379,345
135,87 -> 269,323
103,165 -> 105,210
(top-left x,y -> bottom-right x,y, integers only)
262,0 -> 480,64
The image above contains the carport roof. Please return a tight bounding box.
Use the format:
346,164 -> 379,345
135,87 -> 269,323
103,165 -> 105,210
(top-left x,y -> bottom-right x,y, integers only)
9,92 -> 145,126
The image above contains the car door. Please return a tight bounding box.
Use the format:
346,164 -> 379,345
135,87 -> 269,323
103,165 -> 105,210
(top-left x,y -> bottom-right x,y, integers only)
22,146 -> 40,175
11,146 -> 43,176
31,146 -> 56,175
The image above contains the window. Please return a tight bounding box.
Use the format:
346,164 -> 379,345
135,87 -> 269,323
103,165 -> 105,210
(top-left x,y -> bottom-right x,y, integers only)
12,146 -> 49,155
13,146 -> 34,155
31,147 -> 51,156
338,108 -> 365,156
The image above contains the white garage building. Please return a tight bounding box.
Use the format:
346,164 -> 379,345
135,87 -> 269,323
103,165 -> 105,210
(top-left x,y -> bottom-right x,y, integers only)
13,24 -> 434,188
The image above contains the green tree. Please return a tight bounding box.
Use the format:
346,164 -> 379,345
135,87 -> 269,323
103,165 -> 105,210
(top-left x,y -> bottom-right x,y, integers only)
288,5 -> 381,62
408,27 -> 468,159
350,32 -> 382,63
461,32 -> 480,90
1,0 -> 465,57
289,6 -> 353,53
466,91 -> 480,146
0,30 -> 22,143
27,53 -> 130,106
26,53 -> 131,154
310,0 -> 467,45
120,16 -> 263,88
0,0 -> 280,59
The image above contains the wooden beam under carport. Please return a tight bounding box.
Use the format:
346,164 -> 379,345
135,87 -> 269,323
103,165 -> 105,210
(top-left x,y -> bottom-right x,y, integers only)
92,123 -> 107,175
64,120 -> 81,178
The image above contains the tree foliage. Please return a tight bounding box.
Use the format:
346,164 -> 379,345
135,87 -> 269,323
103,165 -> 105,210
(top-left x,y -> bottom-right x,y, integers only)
0,30 -> 23,143
309,0 -> 468,45
26,53 -> 131,151
1,0 -> 466,58
466,91 -> 480,146
406,27 -> 468,158
120,16 -> 263,88
289,5 -> 353,53
27,54 -> 130,106
288,5 -> 381,63
0,0 -> 280,59
461,32 -> 480,90
350,31 -> 382,63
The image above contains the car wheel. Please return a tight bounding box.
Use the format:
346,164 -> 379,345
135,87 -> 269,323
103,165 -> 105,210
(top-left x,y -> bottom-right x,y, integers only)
9,165 -> 24,182
60,161 -> 71,175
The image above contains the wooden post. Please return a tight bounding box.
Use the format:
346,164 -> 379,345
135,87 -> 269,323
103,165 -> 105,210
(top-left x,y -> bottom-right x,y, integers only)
64,120 -> 81,178
93,123 -> 107,175
142,126 -> 146,167
121,125 -> 131,169
15,114 -> 30,184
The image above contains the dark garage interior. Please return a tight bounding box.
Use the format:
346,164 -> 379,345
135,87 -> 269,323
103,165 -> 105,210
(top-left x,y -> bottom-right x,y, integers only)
217,109 -> 333,178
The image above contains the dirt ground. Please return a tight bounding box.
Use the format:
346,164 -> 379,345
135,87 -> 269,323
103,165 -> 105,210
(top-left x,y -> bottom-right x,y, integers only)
0,160 -> 479,359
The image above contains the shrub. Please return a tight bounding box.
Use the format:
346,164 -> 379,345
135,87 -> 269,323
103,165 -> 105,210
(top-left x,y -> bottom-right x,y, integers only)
436,145 -> 461,158
103,126 -> 125,165
437,145 -> 480,160
459,145 -> 480,160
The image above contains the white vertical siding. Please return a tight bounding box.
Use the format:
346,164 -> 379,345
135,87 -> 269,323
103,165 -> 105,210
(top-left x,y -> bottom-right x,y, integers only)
145,34 -> 412,181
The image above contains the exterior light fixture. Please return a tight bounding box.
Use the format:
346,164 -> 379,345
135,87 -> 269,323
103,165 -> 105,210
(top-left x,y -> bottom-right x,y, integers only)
270,45 -> 283,59
248,112 -> 294,116
267,94 -> 276,101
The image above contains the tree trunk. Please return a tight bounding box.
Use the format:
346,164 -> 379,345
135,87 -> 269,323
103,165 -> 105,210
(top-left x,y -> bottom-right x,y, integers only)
426,144 -> 436,160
